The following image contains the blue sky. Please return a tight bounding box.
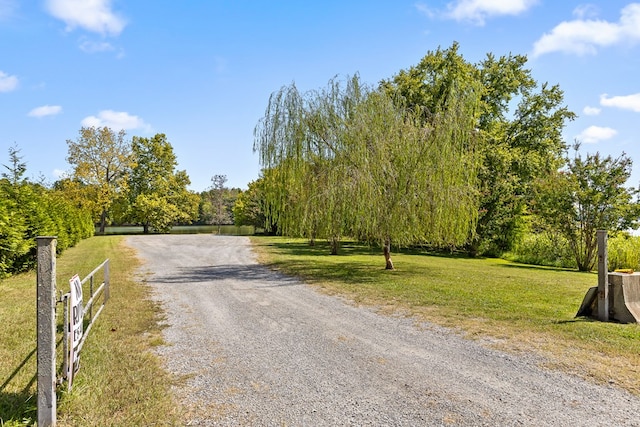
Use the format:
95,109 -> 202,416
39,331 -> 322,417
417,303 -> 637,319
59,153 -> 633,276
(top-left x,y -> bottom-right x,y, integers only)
1,0 -> 639,191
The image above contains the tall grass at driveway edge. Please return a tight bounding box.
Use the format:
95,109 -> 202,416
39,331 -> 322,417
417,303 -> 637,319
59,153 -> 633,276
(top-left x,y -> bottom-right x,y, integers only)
251,236 -> 640,396
0,236 -> 181,426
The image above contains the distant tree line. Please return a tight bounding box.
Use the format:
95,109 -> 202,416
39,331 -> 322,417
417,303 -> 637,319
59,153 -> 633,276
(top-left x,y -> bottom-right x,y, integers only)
0,129 -> 249,277
62,128 -> 243,234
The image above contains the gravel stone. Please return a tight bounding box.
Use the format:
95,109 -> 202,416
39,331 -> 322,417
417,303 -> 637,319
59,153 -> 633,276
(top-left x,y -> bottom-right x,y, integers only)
126,234 -> 640,426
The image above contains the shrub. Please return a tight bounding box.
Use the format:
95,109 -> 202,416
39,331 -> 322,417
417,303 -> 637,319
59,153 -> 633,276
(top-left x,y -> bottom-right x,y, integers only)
608,234 -> 640,271
504,231 -> 575,268
0,180 -> 94,278
506,231 -> 640,271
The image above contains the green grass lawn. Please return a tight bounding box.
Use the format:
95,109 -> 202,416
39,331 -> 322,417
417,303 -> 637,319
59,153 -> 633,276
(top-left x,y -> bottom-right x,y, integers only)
251,236 -> 640,395
3,234 -> 639,425
0,236 -> 180,426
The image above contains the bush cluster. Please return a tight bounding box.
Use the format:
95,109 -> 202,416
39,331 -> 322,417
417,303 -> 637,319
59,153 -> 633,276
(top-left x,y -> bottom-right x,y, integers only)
0,179 -> 94,278
505,231 -> 640,271
504,232 -> 575,268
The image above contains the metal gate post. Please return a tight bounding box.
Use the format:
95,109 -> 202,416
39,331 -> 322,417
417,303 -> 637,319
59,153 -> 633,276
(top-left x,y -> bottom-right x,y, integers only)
37,236 -> 57,427
597,230 -> 609,322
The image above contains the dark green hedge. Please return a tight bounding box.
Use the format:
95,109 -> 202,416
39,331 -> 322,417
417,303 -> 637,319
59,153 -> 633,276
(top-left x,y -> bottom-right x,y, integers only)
0,179 -> 94,278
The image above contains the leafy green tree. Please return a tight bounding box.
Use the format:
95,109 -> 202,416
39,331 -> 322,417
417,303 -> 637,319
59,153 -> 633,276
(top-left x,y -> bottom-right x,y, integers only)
2,143 -> 27,185
255,74 -> 481,268
534,147 -> 639,271
0,147 -> 29,276
198,174 -> 241,233
198,178 -> 241,227
66,126 -> 133,233
254,80 -> 347,252
1,145 -> 49,272
233,178 -> 267,230
0,145 -> 93,277
0,197 -> 27,277
53,177 -> 102,222
382,42 -> 575,256
123,134 -> 199,233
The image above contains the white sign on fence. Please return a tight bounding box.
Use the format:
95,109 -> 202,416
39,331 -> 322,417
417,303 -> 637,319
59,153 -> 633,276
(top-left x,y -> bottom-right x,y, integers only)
68,274 -> 84,383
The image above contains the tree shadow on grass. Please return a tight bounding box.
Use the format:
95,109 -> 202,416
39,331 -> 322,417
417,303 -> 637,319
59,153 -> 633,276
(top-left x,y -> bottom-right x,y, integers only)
261,240 -> 486,263
0,347 -> 37,425
260,240 -> 381,258
553,317 -> 598,325
496,263 -> 588,274
0,390 -> 36,425
256,240 -> 454,285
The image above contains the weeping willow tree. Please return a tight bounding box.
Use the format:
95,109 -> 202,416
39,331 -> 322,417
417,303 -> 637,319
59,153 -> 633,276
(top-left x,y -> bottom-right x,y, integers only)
254,73 -> 482,268
383,43 -> 576,256
254,77 -> 364,254
346,89 -> 481,269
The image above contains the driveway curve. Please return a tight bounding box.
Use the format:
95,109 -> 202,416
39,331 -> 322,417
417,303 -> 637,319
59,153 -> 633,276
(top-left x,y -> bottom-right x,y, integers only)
126,234 -> 640,426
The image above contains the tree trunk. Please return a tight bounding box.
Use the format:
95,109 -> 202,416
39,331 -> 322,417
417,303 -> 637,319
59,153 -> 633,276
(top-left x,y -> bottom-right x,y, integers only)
330,237 -> 339,255
466,236 -> 480,258
99,209 -> 107,234
383,238 -> 394,270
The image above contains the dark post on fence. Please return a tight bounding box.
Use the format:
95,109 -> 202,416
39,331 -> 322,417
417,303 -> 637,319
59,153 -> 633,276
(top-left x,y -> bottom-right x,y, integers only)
37,236 -> 57,427
597,230 -> 609,322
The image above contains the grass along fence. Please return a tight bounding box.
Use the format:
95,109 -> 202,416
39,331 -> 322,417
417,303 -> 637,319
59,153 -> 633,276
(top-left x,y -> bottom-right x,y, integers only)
36,237 -> 113,426
4,233 -> 640,423
0,236 -> 180,426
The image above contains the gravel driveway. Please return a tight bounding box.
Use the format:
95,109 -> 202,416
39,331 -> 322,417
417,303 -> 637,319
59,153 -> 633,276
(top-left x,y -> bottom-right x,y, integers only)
126,234 -> 640,426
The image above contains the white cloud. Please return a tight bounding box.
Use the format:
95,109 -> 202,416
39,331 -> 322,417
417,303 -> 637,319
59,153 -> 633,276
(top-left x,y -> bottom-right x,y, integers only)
576,125 -> 617,144
414,3 -> 436,19
79,39 -> 115,53
600,93 -> 640,113
583,106 -> 601,116
0,70 -> 18,92
572,4 -> 599,20
81,110 -> 151,132
45,0 -> 126,36
28,105 -> 63,118
53,169 -> 68,179
442,0 -> 538,25
532,3 -> 640,57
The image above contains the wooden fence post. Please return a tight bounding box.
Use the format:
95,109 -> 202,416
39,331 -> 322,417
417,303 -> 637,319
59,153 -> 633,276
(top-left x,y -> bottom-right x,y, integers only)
37,236 -> 57,427
597,230 -> 609,322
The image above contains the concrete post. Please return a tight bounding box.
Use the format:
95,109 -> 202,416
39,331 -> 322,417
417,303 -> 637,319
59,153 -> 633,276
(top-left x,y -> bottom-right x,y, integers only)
597,230 -> 609,322
37,237 -> 57,427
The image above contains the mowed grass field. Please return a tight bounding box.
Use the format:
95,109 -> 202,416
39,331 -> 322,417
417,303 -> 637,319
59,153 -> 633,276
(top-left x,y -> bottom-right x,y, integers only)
0,236 -> 180,426
2,234 -> 640,425
251,237 -> 640,396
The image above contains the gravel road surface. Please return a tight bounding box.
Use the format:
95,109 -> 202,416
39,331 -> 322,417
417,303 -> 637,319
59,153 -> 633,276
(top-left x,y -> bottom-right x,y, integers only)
126,234 -> 640,426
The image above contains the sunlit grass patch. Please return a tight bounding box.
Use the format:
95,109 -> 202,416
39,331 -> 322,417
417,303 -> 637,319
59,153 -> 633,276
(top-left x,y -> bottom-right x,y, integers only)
0,236 -> 180,426
251,236 -> 640,395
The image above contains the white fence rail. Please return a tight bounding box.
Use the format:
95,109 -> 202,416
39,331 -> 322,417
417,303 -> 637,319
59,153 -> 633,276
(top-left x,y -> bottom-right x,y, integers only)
60,258 -> 110,389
